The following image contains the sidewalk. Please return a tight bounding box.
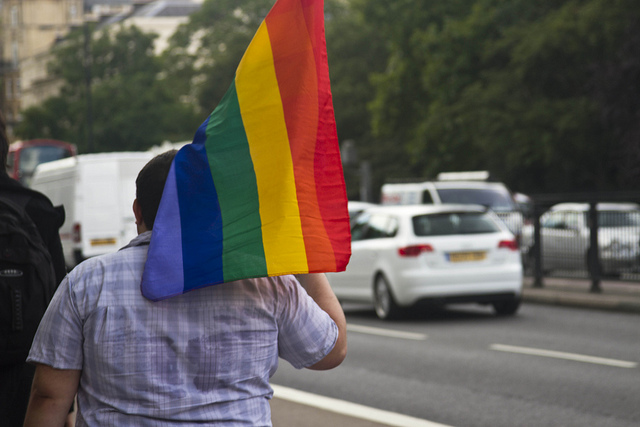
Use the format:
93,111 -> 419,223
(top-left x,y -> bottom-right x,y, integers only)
269,385 -> 446,427
522,276 -> 640,314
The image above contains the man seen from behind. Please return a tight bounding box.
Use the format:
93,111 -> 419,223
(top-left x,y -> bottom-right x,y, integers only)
23,150 -> 347,426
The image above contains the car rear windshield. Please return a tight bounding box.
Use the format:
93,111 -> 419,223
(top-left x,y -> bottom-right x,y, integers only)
436,188 -> 515,212
413,212 -> 501,236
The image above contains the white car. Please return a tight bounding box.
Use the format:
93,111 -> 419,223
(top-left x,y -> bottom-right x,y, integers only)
329,205 -> 523,319
521,202 -> 640,276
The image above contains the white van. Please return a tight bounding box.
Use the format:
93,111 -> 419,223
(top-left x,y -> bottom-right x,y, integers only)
380,171 -> 524,238
30,152 -> 154,269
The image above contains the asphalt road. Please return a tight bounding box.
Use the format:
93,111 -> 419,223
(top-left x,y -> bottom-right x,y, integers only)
270,301 -> 640,427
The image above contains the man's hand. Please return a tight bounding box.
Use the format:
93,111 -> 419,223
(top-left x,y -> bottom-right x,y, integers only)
295,273 -> 347,370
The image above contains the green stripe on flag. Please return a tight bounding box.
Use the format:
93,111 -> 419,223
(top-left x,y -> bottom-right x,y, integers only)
205,80 -> 268,281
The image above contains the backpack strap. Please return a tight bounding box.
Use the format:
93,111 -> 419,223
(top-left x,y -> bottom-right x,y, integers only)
0,193 -> 30,218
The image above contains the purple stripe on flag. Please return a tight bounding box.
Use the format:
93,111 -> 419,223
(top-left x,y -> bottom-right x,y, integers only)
141,163 -> 185,300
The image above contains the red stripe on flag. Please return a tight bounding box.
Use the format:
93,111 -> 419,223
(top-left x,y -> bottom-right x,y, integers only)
304,0 -> 352,270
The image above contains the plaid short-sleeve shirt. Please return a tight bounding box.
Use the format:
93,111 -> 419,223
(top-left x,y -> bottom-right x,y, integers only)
28,232 -> 338,426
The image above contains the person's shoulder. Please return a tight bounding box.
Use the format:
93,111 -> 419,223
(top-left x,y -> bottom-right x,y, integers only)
247,274 -> 299,290
67,246 -> 146,294
0,175 -> 56,208
74,243 -> 147,275
217,275 -> 300,300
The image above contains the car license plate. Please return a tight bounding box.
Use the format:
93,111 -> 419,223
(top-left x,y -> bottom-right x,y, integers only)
448,251 -> 486,262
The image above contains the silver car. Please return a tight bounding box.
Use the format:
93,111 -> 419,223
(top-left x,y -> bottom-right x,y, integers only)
522,203 -> 640,276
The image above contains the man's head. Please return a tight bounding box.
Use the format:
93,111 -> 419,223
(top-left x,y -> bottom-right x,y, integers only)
0,110 -> 8,169
135,149 -> 177,231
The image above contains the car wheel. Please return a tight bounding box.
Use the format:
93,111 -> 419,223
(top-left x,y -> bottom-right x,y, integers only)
492,297 -> 521,316
373,274 -> 401,320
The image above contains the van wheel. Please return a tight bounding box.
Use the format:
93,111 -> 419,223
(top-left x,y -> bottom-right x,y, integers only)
373,275 -> 401,320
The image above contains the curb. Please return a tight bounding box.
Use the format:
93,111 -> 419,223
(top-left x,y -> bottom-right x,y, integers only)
522,287 -> 640,314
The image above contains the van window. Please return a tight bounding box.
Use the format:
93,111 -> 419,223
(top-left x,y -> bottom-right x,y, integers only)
421,190 -> 434,204
436,188 -> 515,212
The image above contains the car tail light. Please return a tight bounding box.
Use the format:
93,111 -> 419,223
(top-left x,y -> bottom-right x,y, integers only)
398,244 -> 434,257
73,223 -> 81,243
498,239 -> 519,251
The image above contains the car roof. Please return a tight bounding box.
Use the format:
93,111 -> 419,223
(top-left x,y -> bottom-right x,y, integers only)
549,202 -> 640,212
431,181 -> 509,190
382,180 -> 508,190
357,204 -> 489,216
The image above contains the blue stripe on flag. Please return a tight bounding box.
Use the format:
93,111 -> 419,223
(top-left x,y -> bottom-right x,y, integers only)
176,133 -> 225,291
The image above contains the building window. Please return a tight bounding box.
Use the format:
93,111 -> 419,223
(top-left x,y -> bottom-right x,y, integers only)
10,5 -> 18,27
12,42 -> 19,66
6,79 -> 12,100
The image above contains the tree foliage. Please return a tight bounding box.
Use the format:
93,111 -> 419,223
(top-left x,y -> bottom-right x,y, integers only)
367,0 -> 640,194
165,0 -> 273,115
16,24 -> 201,153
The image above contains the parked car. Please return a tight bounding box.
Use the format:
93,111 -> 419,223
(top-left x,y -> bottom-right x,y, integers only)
380,172 -> 524,239
327,204 -> 523,319
521,202 -> 640,276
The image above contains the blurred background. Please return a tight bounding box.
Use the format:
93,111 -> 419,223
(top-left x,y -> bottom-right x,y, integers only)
3,0 -> 640,200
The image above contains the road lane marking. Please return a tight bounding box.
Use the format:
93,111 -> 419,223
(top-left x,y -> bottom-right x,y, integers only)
490,344 -> 638,368
347,324 -> 427,341
272,384 -> 452,427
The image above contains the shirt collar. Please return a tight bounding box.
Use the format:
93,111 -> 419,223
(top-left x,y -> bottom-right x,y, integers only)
121,231 -> 152,250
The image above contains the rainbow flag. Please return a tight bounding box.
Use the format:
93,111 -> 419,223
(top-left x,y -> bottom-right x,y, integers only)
141,0 -> 351,301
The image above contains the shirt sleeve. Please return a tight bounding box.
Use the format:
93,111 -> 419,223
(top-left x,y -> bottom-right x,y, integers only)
276,276 -> 338,369
27,274 -> 84,370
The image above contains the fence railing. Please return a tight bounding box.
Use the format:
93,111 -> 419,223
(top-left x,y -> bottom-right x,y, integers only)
521,192 -> 640,292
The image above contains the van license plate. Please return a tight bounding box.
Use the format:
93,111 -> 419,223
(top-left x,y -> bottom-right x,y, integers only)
90,238 -> 117,246
448,251 -> 486,262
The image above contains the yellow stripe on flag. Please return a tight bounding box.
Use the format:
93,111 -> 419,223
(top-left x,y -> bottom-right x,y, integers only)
236,22 -> 309,274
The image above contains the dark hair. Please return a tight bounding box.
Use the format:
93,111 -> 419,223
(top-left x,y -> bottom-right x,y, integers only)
136,150 -> 177,229
0,110 -> 8,169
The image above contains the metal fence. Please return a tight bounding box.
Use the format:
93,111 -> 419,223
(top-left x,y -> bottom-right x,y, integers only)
521,191 -> 640,292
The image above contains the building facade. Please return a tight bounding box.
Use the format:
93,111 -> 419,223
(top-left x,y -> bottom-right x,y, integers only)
0,0 -> 199,141
0,0 -> 84,137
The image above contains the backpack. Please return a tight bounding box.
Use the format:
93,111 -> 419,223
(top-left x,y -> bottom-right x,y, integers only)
0,194 -> 56,365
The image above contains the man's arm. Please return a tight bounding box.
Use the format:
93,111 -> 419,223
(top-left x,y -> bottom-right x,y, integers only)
23,364 -> 80,427
294,273 -> 347,370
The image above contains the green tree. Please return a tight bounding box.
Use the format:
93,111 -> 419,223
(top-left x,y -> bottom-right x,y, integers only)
165,0 -> 273,114
16,24 -> 201,153
324,0 -> 390,200
367,0 -> 640,193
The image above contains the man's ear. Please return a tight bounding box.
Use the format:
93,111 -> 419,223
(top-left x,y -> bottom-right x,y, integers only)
133,199 -> 145,229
